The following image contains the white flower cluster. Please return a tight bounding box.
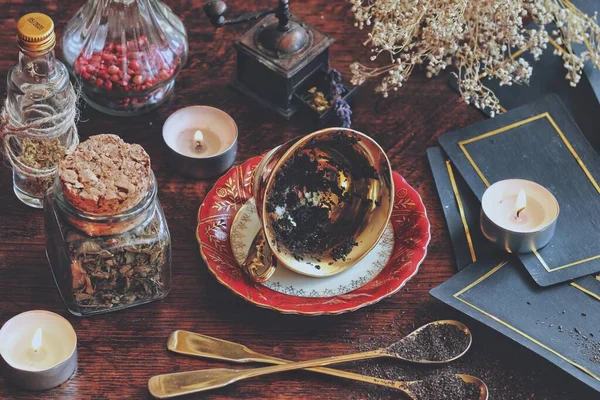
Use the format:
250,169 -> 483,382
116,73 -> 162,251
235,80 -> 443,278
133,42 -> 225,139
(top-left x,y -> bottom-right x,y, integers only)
349,0 -> 600,115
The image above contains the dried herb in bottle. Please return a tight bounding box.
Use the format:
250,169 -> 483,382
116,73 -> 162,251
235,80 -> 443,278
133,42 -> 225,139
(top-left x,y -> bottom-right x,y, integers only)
12,138 -> 66,198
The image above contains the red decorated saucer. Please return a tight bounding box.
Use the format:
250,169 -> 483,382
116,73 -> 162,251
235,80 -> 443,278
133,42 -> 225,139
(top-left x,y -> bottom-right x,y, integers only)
196,156 -> 430,315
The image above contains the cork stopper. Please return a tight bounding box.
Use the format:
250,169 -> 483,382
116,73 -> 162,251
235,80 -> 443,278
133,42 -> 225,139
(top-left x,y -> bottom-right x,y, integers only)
59,134 -> 152,216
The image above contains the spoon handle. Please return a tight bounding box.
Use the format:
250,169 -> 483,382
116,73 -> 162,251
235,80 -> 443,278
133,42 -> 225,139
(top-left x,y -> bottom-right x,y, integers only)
149,348 -> 391,398
166,330 -> 403,388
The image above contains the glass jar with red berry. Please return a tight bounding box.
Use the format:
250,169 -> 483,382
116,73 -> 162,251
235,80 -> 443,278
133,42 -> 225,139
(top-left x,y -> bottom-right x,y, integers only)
62,0 -> 188,116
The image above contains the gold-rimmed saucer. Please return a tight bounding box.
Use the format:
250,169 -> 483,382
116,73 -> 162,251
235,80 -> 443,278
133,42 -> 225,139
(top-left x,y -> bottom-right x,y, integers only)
196,155 -> 430,315
230,197 -> 395,297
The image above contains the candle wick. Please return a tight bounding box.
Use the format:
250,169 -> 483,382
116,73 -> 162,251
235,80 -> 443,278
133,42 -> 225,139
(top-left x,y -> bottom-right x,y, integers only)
31,327 -> 43,352
194,130 -> 204,150
515,189 -> 527,219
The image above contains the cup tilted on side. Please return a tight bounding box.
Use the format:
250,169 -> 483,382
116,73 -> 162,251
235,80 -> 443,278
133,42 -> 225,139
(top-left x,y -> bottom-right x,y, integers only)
243,128 -> 394,282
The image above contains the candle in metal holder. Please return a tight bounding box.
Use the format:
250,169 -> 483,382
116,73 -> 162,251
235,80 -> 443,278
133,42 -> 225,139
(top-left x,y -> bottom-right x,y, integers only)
480,179 -> 559,253
162,106 -> 238,179
0,310 -> 77,391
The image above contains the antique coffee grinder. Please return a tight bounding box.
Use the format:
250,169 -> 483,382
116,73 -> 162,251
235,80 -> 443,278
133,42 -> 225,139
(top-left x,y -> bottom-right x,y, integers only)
204,0 -> 334,118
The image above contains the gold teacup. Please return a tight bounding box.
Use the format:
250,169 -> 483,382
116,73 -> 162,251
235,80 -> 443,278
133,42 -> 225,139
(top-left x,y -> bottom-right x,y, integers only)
243,128 -> 394,283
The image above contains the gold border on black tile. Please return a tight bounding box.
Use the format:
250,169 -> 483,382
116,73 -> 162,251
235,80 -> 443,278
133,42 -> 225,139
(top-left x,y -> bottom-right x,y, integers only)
458,112 -> 600,272
454,261 -> 600,381
446,160 -> 477,263
570,282 -> 600,302
444,157 -> 600,300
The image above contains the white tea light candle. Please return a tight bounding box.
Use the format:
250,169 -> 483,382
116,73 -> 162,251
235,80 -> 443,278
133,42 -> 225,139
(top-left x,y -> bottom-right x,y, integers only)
163,106 -> 238,179
481,179 -> 559,253
0,311 -> 77,391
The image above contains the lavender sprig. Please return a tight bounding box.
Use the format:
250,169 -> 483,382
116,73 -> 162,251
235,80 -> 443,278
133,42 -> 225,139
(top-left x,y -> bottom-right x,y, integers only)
326,69 -> 352,127
333,98 -> 352,128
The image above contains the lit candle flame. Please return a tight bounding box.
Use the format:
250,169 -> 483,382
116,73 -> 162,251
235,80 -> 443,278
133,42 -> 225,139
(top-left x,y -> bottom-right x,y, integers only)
516,189 -> 527,218
193,130 -> 204,149
31,328 -> 43,352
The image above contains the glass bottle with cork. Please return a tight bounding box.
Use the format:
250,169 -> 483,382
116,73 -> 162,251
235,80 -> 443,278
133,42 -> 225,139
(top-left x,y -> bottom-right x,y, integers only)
2,13 -> 78,208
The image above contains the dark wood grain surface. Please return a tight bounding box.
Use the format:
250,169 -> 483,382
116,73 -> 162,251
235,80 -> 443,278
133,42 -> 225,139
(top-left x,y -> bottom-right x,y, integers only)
0,1 -> 597,399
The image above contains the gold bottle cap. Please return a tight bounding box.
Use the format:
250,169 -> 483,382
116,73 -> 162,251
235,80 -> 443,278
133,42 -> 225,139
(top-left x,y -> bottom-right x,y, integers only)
17,13 -> 56,54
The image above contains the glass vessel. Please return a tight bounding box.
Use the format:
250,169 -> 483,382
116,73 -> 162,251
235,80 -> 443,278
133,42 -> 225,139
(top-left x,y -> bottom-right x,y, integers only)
6,13 -> 77,208
62,0 -> 188,116
44,173 -> 171,316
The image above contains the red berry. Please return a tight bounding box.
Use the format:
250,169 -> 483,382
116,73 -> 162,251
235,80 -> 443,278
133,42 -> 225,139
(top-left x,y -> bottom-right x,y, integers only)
76,37 -> 181,100
132,75 -> 144,85
102,52 -> 116,62
129,60 -> 140,71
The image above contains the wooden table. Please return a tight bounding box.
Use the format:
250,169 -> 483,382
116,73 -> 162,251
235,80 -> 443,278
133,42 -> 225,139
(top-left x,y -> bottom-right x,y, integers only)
0,1 -> 597,399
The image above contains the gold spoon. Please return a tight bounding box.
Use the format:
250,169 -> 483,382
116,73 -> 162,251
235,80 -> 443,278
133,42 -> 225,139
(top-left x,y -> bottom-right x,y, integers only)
149,320 -> 486,399
162,328 -> 486,399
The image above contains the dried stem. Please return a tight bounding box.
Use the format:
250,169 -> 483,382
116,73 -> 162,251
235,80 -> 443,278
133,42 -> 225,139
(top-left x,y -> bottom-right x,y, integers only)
349,0 -> 600,115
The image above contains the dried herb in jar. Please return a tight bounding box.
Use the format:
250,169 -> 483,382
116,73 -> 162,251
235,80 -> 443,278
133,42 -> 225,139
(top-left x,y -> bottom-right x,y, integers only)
67,217 -> 169,311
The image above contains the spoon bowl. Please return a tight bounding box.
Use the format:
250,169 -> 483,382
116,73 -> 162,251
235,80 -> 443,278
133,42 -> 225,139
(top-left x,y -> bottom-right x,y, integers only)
458,374 -> 489,400
383,320 -> 472,364
403,374 -> 488,400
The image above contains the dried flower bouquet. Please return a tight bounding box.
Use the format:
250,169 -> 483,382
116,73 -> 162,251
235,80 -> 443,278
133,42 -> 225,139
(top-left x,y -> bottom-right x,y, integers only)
349,0 -> 600,115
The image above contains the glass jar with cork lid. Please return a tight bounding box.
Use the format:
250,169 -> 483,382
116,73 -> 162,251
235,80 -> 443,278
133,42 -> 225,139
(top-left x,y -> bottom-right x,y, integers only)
44,134 -> 171,316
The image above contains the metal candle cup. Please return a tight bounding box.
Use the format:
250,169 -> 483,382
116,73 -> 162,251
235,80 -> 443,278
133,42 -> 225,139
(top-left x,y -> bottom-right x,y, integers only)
0,310 -> 77,391
162,106 -> 238,179
480,179 -> 559,254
